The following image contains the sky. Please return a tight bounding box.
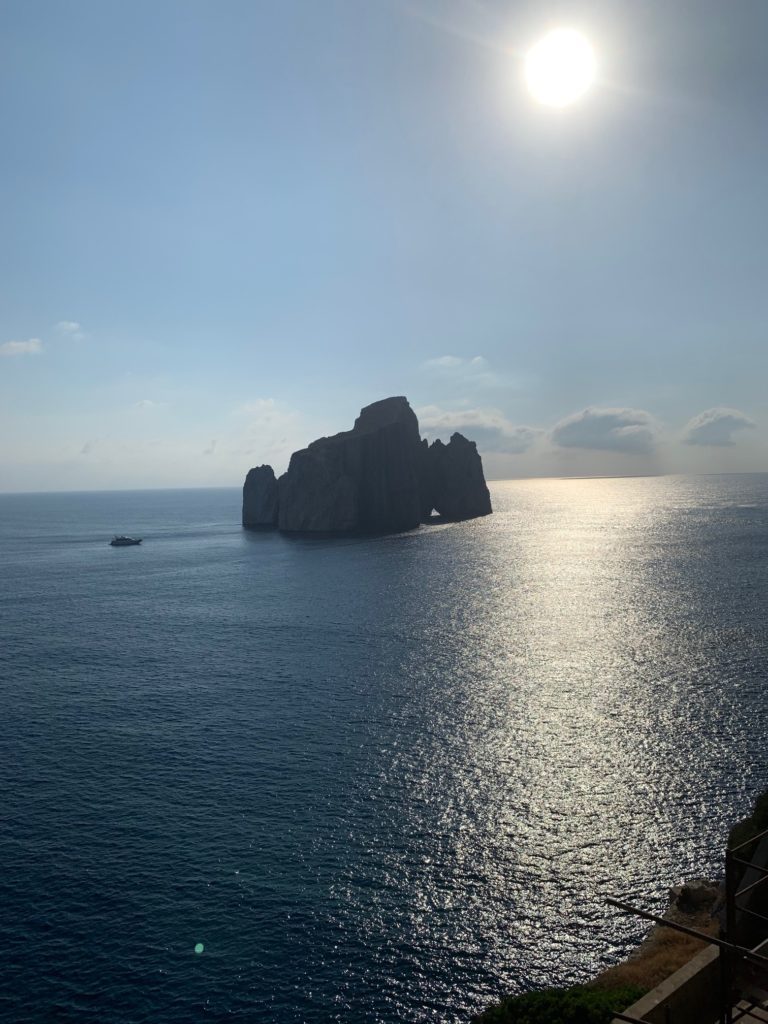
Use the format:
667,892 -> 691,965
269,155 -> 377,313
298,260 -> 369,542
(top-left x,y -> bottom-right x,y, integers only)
1,0 -> 766,491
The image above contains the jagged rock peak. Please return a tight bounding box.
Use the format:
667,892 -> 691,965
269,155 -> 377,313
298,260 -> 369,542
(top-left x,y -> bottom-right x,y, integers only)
353,396 -> 420,437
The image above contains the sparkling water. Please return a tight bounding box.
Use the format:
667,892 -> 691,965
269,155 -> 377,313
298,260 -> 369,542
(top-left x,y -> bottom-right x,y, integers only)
2,477 -> 767,1022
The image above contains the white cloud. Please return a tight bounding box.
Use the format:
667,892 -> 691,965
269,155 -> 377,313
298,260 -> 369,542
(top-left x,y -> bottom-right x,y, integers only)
54,317 -> 85,337
55,321 -> 86,341
422,353 -> 501,384
423,355 -> 464,370
0,338 -> 43,357
551,407 -> 658,454
423,354 -> 490,370
683,407 -> 756,447
134,399 -> 160,410
233,397 -> 294,421
417,404 -> 541,453
1,338 -> 43,357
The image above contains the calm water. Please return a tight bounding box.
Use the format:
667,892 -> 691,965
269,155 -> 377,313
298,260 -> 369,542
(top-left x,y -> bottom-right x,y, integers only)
1,476 -> 767,1023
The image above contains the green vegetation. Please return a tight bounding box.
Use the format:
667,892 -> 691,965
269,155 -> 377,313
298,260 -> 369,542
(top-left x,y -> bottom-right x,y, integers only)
471,984 -> 646,1024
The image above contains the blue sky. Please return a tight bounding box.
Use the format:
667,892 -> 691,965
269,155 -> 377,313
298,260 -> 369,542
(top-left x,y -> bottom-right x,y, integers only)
1,0 -> 766,490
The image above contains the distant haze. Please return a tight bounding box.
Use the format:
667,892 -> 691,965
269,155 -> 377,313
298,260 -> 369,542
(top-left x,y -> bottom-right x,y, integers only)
0,0 -> 765,491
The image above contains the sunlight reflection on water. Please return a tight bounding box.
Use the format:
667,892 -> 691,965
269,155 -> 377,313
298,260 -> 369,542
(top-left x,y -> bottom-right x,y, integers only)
322,477 -> 768,1018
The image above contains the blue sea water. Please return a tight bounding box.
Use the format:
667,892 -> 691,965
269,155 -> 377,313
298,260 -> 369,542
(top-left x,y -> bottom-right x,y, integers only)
1,475 -> 767,1023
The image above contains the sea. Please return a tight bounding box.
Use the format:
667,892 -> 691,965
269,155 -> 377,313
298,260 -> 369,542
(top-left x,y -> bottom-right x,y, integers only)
1,475 -> 767,1023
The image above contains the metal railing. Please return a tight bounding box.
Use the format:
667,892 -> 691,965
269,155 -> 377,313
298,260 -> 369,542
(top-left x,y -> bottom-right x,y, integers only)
724,827 -> 768,1023
605,827 -> 768,1024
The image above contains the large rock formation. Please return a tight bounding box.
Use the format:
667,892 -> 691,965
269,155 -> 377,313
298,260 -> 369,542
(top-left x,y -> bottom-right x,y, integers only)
424,433 -> 492,521
242,396 -> 492,534
242,465 -> 279,528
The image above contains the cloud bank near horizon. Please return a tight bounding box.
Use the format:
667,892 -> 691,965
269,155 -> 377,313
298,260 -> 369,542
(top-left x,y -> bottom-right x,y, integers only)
0,388 -> 761,492
550,407 -> 659,454
683,407 -> 755,447
417,404 -> 541,453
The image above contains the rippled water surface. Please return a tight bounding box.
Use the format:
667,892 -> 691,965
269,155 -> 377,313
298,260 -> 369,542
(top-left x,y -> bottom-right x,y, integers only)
2,476 -> 767,1023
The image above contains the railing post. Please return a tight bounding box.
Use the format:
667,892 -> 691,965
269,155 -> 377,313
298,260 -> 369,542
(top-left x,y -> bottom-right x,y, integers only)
722,847 -> 736,1024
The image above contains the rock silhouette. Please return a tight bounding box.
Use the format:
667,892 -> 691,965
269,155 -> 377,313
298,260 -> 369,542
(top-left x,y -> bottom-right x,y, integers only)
242,465 -> 279,528
424,433 -> 493,521
242,396 -> 492,534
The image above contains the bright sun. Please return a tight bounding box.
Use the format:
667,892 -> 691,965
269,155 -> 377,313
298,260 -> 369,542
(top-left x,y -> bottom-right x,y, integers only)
524,28 -> 597,108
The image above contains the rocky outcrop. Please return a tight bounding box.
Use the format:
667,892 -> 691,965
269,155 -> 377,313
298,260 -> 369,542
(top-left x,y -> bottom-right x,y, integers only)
424,433 -> 492,521
668,879 -> 722,913
242,465 -> 279,528
278,397 -> 424,533
242,396 -> 492,534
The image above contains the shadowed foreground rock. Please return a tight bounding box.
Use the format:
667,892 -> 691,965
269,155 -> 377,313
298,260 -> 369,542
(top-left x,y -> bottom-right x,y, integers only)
242,396 -> 492,534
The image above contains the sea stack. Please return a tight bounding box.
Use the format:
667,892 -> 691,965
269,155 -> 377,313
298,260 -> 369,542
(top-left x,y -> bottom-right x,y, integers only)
242,396 -> 492,535
242,465 -> 279,528
423,433 -> 493,521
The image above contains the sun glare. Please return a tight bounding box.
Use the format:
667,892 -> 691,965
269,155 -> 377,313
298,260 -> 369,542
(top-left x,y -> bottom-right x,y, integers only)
524,28 -> 597,108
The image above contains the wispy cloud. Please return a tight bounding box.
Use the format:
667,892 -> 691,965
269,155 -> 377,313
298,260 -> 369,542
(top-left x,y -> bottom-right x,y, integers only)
551,407 -> 659,454
418,404 -> 541,453
133,399 -> 161,410
55,321 -> 86,341
0,338 -> 43,357
424,355 -> 464,370
230,397 -> 307,462
423,354 -> 488,372
421,354 -> 501,390
232,397 -> 298,421
683,407 -> 755,447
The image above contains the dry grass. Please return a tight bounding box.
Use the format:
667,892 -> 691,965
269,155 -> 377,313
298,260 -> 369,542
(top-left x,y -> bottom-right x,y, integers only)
590,912 -> 720,993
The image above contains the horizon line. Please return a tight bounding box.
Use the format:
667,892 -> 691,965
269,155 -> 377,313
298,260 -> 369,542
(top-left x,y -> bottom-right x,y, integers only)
2,470 -> 767,498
